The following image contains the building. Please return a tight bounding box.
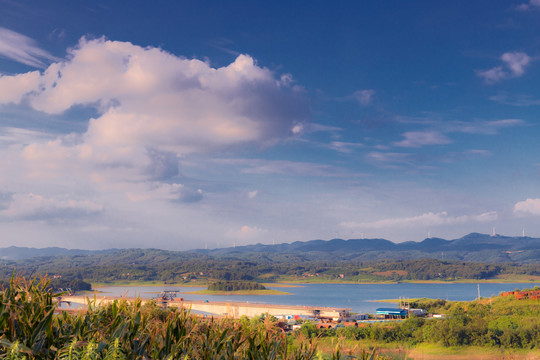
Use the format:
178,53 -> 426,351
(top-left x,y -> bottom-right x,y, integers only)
376,308 -> 408,319
408,308 -> 426,317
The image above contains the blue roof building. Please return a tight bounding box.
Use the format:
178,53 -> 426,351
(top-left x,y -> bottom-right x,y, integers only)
375,308 -> 407,318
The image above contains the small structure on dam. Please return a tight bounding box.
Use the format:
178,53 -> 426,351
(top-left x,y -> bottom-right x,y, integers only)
59,295 -> 351,320
174,299 -> 351,319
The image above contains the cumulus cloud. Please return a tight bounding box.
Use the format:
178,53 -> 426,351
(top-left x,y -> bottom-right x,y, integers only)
0,37 -> 309,207
0,72 -> 40,103
394,131 -> 451,148
2,37 -> 308,155
144,150 -> 179,181
477,52 -> 531,84
341,211 -> 498,229
0,27 -> 58,67
502,52 -> 530,76
247,190 -> 259,199
514,198 -> 540,216
0,193 -> 103,220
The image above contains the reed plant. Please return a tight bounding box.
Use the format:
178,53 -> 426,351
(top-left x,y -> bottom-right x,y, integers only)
1,275 -> 387,359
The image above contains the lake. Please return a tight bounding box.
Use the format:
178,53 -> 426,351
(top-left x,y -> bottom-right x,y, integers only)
93,282 -> 539,314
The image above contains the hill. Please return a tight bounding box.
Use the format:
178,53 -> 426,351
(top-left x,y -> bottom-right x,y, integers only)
1,238 -> 539,284
1,233 -> 539,264
0,246 -> 115,260
193,233 -> 540,264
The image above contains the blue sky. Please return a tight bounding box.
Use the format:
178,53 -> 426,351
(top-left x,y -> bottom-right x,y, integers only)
1,0 -> 540,249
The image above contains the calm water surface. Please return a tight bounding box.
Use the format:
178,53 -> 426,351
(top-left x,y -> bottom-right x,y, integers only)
94,282 -> 539,314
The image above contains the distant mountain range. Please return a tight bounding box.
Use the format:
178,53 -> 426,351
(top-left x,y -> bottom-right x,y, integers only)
1,233 -> 539,263
0,246 -> 114,261
192,233 -> 540,263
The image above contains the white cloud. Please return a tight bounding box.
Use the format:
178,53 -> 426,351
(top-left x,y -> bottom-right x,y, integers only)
441,149 -> 491,162
327,141 -> 364,153
0,72 -> 40,103
394,131 -> 451,148
230,159 -> 363,178
0,37 -> 310,203
1,193 -> 103,220
0,36 -> 318,248
352,89 -> 375,106
477,52 -> 531,84
0,27 -> 58,67
450,119 -> 524,135
126,183 -> 203,203
366,152 -> 412,167
291,124 -> 304,134
516,0 -> 540,10
227,225 -> 267,239
489,94 -> 540,107
384,118 -> 522,157
308,123 -> 343,133
3,37 -> 308,155
367,149 -> 490,169
514,198 -> 540,216
476,66 -> 507,84
502,52 -> 530,76
0,127 -> 53,146
341,211 -> 498,229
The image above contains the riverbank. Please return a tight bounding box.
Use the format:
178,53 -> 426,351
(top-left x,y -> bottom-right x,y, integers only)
88,274 -> 540,288
262,283 -> 303,288
183,289 -> 291,295
274,274 -> 540,285
90,280 -> 207,287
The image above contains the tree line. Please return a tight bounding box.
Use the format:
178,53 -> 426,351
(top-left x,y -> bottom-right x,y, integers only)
208,281 -> 266,291
1,250 -> 539,286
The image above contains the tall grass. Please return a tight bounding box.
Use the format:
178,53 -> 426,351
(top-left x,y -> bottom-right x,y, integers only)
0,275 -> 387,359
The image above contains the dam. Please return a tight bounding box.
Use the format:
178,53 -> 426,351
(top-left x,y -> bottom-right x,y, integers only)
59,295 -> 351,319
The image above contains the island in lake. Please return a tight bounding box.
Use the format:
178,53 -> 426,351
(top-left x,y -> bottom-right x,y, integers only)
184,280 -> 291,295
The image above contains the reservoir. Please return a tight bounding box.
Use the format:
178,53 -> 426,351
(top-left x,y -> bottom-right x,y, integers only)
93,282 -> 539,314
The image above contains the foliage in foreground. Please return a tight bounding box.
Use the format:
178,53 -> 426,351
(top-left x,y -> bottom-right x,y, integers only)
303,294 -> 540,350
0,275 -> 387,360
